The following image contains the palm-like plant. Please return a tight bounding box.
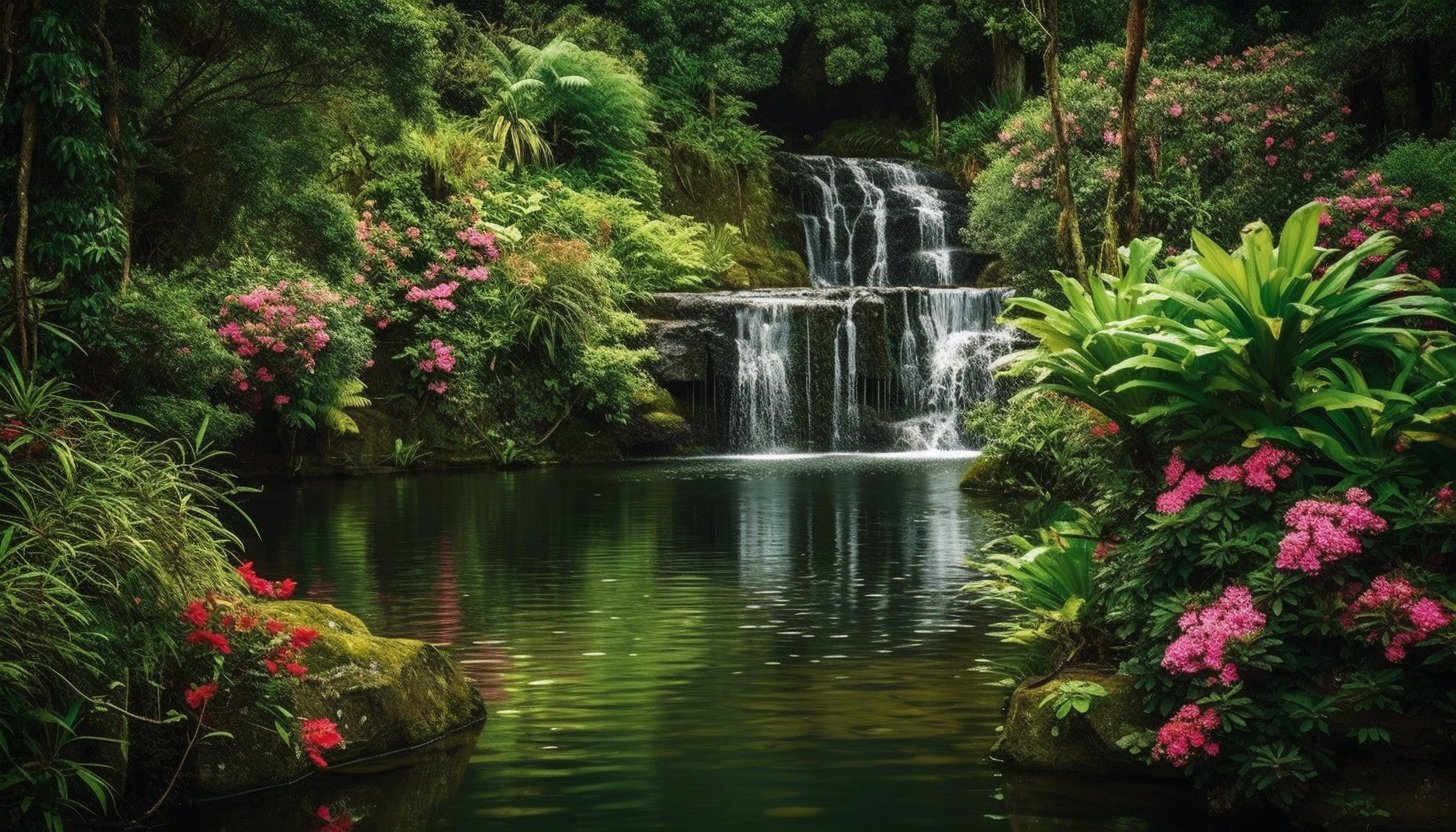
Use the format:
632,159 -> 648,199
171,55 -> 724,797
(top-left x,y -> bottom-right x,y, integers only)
1002,201 -> 1456,472
1128,202 -> 1456,424
1000,235 -> 1220,427
482,35 -> 591,170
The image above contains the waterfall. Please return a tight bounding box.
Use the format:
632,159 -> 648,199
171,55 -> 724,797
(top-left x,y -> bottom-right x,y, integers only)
643,155 -> 1011,454
831,293 -> 862,449
729,304 -> 794,451
894,289 -> 1017,450
779,155 -> 977,288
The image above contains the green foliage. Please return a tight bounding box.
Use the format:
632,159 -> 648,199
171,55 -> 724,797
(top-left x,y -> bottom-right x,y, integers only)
88,266 -> 249,444
0,355 -> 245,829
1040,680 -> 1109,719
963,391 -> 1131,502
969,507 -> 1107,664
1000,204 -> 1456,472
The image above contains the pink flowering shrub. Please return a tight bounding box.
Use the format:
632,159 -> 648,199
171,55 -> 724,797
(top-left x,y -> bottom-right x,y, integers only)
1162,586 -> 1268,686
353,193 -> 500,400
1275,488 -> 1387,575
1151,704 -> 1221,767
1156,443 -> 1299,514
215,268 -> 372,422
970,36 -> 1354,288
1341,575 -> 1452,662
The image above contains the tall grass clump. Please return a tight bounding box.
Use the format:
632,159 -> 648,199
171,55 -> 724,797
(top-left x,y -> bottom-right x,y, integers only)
0,353 -> 245,830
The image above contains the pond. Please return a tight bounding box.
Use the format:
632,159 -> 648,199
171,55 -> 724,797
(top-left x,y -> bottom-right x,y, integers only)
172,454 -> 1211,831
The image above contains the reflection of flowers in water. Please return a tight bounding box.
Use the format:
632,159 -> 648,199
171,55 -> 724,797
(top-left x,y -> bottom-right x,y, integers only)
447,639 -> 514,704
415,535 -> 462,646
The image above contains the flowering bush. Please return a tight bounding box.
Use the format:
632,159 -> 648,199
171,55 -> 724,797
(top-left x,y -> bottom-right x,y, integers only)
969,37 -> 1354,289
353,191 -> 501,401
1341,575 -> 1452,662
215,262 -> 373,431
1151,703 -> 1222,768
1161,586 -> 1267,686
177,562 -> 344,769
987,204 -> 1456,817
1274,489 -> 1387,575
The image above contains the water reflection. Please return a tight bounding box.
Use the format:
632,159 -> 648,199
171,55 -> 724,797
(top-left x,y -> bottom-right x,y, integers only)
184,455 -> 1211,831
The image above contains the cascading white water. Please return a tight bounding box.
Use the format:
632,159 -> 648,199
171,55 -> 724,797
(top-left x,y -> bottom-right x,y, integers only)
845,161 -> 890,287
831,294 -> 862,449
783,155 -> 975,289
730,304 -> 794,451
884,163 -> 953,286
895,289 -> 1018,450
649,156 -> 1010,453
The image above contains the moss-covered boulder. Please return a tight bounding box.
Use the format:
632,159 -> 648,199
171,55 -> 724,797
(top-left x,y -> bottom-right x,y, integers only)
998,667 -> 1167,778
185,600 -> 486,797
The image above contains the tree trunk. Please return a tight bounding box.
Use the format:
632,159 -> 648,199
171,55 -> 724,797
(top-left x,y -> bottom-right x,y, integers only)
990,32 -> 1026,102
1043,0 -> 1087,282
14,94 -> 37,374
916,70 -> 941,160
1098,0 -> 1150,275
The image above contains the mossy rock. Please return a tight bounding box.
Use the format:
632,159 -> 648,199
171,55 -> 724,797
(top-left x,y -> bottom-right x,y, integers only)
186,601 -> 486,797
998,667 -> 1168,778
733,242 -> 809,288
959,454 -> 1003,491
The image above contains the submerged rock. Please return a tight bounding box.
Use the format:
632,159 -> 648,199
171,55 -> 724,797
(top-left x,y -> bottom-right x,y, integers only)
186,600 -> 486,797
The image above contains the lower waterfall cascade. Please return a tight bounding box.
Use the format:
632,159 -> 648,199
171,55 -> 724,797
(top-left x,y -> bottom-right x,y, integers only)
645,287 -> 1016,453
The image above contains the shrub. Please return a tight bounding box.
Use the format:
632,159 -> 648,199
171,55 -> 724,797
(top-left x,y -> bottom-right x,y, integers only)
0,357 -> 243,829
990,203 -> 1456,817
968,38 -> 1355,289
214,258 -> 373,433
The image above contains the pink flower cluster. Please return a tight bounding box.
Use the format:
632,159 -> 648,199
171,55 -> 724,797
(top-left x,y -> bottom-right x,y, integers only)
1207,442 -> 1298,491
405,280 -> 461,312
1340,575 -> 1452,662
417,338 -> 455,396
1314,172 -> 1446,279
217,281 -> 347,413
1275,488 -> 1387,574
355,206 -> 500,327
1156,451 -> 1206,514
1152,703 -> 1221,767
1090,420 -> 1120,438
1162,586 -> 1267,686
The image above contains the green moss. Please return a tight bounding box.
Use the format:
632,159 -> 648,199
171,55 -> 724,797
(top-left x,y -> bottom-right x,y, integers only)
187,601 -> 485,797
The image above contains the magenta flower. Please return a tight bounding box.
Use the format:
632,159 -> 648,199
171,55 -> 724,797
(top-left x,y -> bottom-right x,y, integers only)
1152,704 -> 1221,767
1162,586 -> 1266,685
1341,575 -> 1451,661
1275,489 -> 1387,574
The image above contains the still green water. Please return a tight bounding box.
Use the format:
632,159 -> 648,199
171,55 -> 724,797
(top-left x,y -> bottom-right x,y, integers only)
178,454 -> 1207,831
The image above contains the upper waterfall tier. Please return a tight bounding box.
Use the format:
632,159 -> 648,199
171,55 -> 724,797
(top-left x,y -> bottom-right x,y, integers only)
774,154 -> 983,288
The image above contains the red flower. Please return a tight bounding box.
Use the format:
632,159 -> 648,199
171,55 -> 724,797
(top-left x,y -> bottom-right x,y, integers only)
302,718 -> 344,750
289,627 -> 319,651
181,600 -> 210,628
184,681 -> 219,709
285,662 -> 308,678
185,629 -> 232,655
301,717 -> 344,768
